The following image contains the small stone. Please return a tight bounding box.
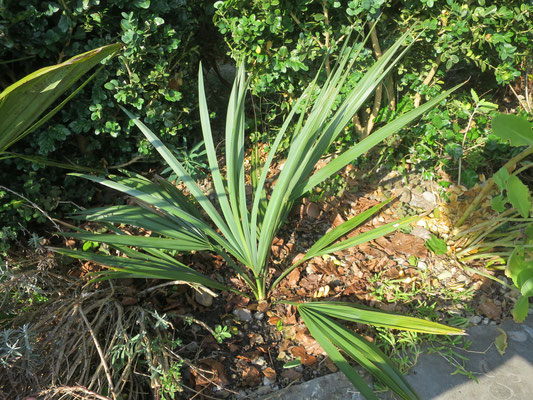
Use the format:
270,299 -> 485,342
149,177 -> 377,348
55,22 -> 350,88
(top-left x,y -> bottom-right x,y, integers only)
437,270 -> 453,280
508,330 -> 528,342
411,226 -> 432,240
417,260 -> 427,270
233,308 -> 253,321
410,193 -> 435,211
471,315 -> 482,325
422,191 -> 436,203
195,290 -> 213,307
399,189 -> 411,203
255,311 -> 265,321
482,318 -> 490,325
263,376 -> 275,386
306,203 -> 321,219
254,356 -> 266,367
457,274 -> 468,282
489,321 -> 497,326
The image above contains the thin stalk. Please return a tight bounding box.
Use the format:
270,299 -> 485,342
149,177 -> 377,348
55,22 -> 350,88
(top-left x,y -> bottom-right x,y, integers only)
459,252 -> 509,262
466,220 -> 519,249
458,263 -> 516,291
453,209 -> 517,239
255,276 -> 266,301
458,104 -> 479,187
458,239 -> 523,258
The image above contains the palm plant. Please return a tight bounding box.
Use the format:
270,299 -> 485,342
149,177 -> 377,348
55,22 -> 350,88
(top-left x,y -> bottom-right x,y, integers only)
59,28 -> 464,399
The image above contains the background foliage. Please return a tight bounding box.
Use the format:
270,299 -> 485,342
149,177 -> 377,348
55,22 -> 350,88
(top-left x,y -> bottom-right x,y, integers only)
0,0 -> 224,249
213,0 -> 532,183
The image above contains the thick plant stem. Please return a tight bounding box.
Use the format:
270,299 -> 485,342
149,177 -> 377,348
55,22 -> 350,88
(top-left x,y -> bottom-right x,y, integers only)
255,276 -> 265,301
455,146 -> 533,227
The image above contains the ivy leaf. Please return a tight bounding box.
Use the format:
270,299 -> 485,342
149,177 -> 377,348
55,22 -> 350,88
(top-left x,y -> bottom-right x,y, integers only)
134,0 -> 150,8
506,175 -> 531,218
470,89 -> 479,103
425,234 -> 447,255
58,14 -> 70,32
492,114 -> 533,147
507,247 -> 527,287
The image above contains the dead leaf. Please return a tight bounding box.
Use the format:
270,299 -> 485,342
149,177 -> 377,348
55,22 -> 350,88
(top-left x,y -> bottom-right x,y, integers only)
194,358 -> 229,387
242,365 -> 261,387
258,301 -> 269,312
287,268 -> 301,287
291,346 -> 317,366
306,202 -> 321,219
121,296 -> 138,306
332,213 -> 345,228
263,367 -> 277,382
281,369 -> 303,381
324,357 -> 338,372
477,299 -> 502,320
495,328 -> 507,356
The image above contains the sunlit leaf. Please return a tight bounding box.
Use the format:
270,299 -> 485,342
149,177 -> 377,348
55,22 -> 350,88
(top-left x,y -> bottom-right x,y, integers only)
506,175 -> 531,218
0,43 -> 121,152
492,114 -> 533,147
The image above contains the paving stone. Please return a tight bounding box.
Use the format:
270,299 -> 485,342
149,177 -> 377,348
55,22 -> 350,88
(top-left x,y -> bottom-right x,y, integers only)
258,316 -> 533,400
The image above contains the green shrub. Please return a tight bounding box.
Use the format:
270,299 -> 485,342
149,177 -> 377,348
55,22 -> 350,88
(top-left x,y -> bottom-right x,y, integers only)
0,0 -> 222,245
214,0 -> 532,183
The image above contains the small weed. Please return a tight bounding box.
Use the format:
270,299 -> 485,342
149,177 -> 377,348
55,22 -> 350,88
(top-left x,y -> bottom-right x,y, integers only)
213,324 -> 232,343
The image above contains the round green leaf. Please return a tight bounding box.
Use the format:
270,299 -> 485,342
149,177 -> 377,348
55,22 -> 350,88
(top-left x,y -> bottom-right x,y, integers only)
492,114 -> 533,147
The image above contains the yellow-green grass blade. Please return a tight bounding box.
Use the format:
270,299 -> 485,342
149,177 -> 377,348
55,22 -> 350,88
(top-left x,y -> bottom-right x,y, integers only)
0,152 -> 106,173
306,197 -> 395,258
301,302 -> 465,335
75,205 -> 196,236
54,248 -> 232,292
316,215 -> 419,256
120,106 -> 244,257
257,30 -> 416,268
292,83 -> 463,199
291,29 -> 416,187
75,204 -> 209,248
0,43 -> 121,152
302,307 -> 420,400
198,64 -> 250,261
70,173 -> 246,263
155,177 -> 206,220
224,64 -> 255,268
65,232 -> 211,252
299,308 -> 379,400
